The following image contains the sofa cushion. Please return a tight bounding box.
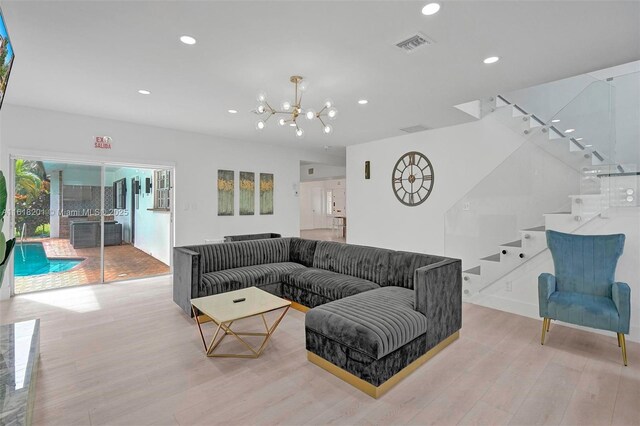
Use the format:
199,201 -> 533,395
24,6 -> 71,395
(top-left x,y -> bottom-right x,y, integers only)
282,268 -> 379,301
305,287 -> 428,359
289,238 -> 318,267
199,262 -> 305,297
548,291 -> 622,333
387,251 -> 447,289
186,238 -> 290,274
312,241 -> 391,286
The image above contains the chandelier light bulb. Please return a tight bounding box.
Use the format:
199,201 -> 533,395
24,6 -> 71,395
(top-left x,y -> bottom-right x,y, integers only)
626,196 -> 634,203
256,104 -> 266,114
257,91 -> 267,102
256,120 -> 265,130
627,189 -> 634,195
282,101 -> 291,111
299,81 -> 309,92
306,109 -> 316,120
324,99 -> 333,109
289,123 -> 297,127
296,127 -> 304,138
323,124 -> 333,135
327,107 -> 338,119
278,118 -> 286,126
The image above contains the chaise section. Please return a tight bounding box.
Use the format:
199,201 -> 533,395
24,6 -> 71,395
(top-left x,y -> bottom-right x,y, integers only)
306,257 -> 462,398
201,262 -> 306,297
306,287 -> 428,360
281,268 -> 379,308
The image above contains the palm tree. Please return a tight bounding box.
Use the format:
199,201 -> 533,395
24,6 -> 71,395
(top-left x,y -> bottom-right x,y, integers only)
15,159 -> 43,202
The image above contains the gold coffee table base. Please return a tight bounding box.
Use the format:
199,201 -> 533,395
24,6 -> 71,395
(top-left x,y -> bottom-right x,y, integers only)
192,305 -> 290,358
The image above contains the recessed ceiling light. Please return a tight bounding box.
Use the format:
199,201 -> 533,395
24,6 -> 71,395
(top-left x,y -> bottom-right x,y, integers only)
358,99 -> 368,105
180,35 -> 197,45
551,119 -> 560,123
483,56 -> 500,64
228,109 -> 238,114
137,89 -> 151,95
421,3 -> 441,16
565,128 -> 576,133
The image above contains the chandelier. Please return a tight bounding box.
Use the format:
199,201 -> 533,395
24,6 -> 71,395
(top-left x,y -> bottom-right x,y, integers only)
255,75 -> 337,138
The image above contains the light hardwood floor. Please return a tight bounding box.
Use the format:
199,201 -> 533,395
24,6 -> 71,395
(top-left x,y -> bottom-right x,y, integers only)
0,276 -> 638,426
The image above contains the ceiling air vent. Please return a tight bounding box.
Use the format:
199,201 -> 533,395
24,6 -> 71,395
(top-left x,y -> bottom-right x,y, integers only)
400,125 -> 430,134
395,32 -> 435,53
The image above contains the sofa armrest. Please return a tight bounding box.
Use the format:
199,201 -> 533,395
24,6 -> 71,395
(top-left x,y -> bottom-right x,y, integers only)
612,281 -> 631,334
414,258 -> 462,349
173,247 -> 201,316
538,273 -> 556,318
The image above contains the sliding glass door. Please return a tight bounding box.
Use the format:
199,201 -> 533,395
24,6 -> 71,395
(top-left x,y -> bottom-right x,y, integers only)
12,157 -> 172,294
14,160 -> 103,293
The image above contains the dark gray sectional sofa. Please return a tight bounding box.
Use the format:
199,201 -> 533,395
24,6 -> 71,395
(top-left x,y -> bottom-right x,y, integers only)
173,237 -> 461,398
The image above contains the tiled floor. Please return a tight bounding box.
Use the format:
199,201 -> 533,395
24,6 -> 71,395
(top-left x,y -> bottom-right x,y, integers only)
0,275 -> 637,425
15,238 -> 170,294
301,228 -> 346,243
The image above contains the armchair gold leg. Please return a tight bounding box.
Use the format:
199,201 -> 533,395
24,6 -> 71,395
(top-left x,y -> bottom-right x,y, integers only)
618,333 -> 622,348
541,318 -> 549,345
618,333 -> 628,366
546,319 -> 551,332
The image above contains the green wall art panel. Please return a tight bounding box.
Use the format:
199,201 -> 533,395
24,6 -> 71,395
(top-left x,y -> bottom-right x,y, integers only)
239,171 -> 255,215
217,169 -> 234,216
260,173 -> 274,215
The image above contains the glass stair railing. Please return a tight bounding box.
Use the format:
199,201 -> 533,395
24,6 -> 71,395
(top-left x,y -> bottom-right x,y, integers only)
447,71 -> 639,299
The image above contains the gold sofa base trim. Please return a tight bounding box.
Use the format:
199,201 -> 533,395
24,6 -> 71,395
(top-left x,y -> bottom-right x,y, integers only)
307,330 -> 460,399
289,301 -> 311,313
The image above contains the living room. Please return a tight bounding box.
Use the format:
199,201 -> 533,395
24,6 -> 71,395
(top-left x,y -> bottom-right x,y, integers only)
0,1 -> 639,425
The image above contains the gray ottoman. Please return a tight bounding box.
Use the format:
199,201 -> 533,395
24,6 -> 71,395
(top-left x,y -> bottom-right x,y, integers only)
306,286 -> 459,398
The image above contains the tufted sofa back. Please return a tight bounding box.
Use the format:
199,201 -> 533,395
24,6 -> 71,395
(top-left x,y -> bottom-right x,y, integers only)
185,238 -> 290,274
312,241 -> 392,286
387,251 -> 447,289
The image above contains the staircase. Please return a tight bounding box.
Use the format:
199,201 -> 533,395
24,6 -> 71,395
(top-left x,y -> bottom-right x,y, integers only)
454,85 -> 639,298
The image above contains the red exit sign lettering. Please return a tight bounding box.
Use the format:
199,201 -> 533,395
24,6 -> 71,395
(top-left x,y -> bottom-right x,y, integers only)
95,136 -> 112,149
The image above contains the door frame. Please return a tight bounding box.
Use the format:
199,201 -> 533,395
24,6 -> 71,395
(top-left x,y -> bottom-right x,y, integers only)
7,151 -> 175,296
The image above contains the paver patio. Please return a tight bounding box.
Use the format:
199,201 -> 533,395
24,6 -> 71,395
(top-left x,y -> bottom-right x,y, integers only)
15,238 -> 170,293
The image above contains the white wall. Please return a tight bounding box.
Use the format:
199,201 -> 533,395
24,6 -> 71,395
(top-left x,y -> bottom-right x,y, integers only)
300,162 -> 346,182
0,104 -> 343,298
110,167 -> 171,266
300,179 -> 346,230
346,116 -> 526,253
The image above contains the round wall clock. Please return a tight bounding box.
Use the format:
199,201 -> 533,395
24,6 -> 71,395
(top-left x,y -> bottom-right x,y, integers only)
391,151 -> 434,206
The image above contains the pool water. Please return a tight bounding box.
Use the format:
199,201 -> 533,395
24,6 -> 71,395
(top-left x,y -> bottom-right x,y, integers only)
14,243 -> 83,277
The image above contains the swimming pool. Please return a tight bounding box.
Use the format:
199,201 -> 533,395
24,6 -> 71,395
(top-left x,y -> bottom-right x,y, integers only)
14,243 -> 84,277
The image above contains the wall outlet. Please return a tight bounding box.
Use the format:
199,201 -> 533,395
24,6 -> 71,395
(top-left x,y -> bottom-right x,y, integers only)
463,202 -> 471,211
505,281 -> 512,292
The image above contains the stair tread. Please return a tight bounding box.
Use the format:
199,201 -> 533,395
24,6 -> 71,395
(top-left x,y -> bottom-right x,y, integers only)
544,211 -> 571,215
464,266 -> 481,275
480,253 -> 501,262
523,226 -> 546,232
501,240 -> 523,247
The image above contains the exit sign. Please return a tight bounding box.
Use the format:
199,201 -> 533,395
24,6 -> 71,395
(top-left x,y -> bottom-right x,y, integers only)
95,136 -> 112,149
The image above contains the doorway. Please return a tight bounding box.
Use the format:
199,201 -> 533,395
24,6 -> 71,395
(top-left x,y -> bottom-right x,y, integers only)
299,179 -> 346,242
11,157 -> 173,294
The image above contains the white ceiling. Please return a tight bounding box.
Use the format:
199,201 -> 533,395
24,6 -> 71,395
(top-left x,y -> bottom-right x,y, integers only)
3,1 -> 639,151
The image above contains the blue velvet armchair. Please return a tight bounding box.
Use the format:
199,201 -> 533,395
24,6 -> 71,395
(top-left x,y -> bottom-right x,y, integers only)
539,230 -> 630,365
